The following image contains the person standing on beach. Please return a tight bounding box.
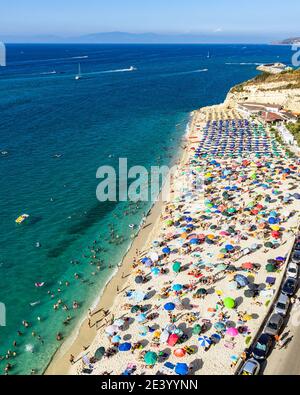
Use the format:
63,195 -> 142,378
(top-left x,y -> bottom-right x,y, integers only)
70,354 -> 75,365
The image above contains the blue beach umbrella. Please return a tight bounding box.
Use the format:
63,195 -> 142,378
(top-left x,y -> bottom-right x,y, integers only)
111,335 -> 121,344
234,274 -> 249,287
151,267 -> 160,276
172,284 -> 183,292
198,336 -> 212,348
162,247 -> 171,254
119,343 -> 132,352
175,363 -> 189,376
137,313 -> 147,323
164,302 -> 176,311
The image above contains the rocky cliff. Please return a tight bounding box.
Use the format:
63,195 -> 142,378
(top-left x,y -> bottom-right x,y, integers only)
225,69 -> 300,113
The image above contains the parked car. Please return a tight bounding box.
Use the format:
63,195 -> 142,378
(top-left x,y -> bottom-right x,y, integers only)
264,314 -> 284,336
286,262 -> 298,279
251,334 -> 273,360
238,358 -> 261,375
294,242 -> 300,252
282,277 -> 298,296
292,251 -> 300,264
274,293 -> 290,316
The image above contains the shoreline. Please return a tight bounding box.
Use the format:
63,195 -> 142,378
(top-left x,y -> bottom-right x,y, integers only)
45,114 -> 193,375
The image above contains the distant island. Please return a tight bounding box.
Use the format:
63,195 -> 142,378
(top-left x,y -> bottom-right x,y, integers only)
274,37 -> 300,45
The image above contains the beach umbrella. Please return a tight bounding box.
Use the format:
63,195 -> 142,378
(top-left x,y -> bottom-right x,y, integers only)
162,247 -> 171,254
119,342 -> 132,352
165,220 -> 173,227
160,330 -> 170,343
114,319 -> 125,327
223,297 -> 235,309
234,274 -> 249,287
225,244 -> 235,252
94,347 -> 105,360
135,275 -> 144,284
151,267 -> 160,276
241,262 -> 254,270
190,238 -> 199,245
149,252 -> 159,262
198,336 -> 212,348
111,335 -> 121,344
139,326 -> 149,336
164,302 -> 176,311
105,325 -> 119,336
131,305 -> 140,314
174,348 -> 186,358
141,257 -> 152,266
226,327 -> 239,337
217,264 -> 227,271
144,351 -> 158,366
130,291 -> 146,303
266,264 -> 276,273
175,363 -> 189,376
243,314 -> 253,322
196,288 -> 207,296
214,322 -> 226,332
264,242 -> 274,249
137,313 -> 147,323
172,284 -> 183,292
168,334 -> 179,347
173,262 -> 181,273
192,324 -> 202,335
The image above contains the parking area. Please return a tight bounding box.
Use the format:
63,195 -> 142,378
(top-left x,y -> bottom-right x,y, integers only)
237,233 -> 300,375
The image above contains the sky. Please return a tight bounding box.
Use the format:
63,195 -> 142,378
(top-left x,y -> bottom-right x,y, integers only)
0,0 -> 299,42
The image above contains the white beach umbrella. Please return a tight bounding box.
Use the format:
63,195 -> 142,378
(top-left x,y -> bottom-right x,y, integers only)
105,325 -> 119,336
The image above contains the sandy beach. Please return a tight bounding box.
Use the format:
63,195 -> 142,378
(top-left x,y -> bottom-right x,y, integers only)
45,104 -> 300,376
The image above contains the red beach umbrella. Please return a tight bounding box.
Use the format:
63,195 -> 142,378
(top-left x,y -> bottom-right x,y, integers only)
174,348 -> 186,358
167,334 -> 179,347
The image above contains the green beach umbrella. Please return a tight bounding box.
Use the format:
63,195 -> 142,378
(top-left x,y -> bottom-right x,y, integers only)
192,324 -> 202,335
223,297 -> 235,309
144,351 -> 158,366
266,263 -> 276,273
173,262 -> 181,273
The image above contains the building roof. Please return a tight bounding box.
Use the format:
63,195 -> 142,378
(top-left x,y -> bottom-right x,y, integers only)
261,111 -> 284,122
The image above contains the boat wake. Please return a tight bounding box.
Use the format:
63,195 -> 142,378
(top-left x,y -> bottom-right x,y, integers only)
225,62 -> 263,66
100,66 -> 137,74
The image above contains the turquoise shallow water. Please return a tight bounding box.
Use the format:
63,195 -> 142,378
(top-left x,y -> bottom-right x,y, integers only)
0,44 -> 294,374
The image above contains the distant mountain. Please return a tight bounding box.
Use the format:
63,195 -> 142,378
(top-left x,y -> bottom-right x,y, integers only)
0,31 -> 278,44
275,37 -> 300,45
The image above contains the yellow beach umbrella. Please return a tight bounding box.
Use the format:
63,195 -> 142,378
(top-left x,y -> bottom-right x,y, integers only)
216,290 -> 223,296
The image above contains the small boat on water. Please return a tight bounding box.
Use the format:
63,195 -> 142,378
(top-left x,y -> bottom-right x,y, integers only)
207,51 -> 211,59
15,214 -> 29,224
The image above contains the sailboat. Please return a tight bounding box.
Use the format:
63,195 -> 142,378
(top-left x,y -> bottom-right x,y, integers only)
75,63 -> 82,80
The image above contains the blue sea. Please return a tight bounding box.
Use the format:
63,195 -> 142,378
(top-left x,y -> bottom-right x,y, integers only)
0,43 -> 294,374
